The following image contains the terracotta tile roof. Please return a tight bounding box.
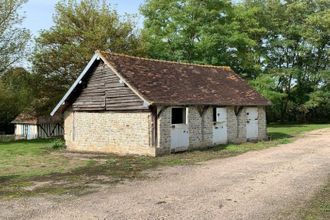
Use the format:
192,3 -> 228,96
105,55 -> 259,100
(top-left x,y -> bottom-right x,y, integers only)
98,51 -> 270,106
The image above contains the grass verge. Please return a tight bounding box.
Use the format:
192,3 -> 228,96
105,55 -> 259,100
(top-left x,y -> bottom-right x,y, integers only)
0,124 -> 329,199
301,178 -> 330,220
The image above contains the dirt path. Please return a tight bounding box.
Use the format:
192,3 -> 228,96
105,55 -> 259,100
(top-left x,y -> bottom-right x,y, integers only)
1,128 -> 330,220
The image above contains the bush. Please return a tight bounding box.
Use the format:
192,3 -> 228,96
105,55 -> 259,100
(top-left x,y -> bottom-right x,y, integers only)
51,139 -> 66,150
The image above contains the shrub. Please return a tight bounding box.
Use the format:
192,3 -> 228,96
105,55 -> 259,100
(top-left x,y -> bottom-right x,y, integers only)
51,139 -> 66,150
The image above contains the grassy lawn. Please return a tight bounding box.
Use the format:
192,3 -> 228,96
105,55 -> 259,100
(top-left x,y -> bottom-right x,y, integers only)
0,123 -> 329,199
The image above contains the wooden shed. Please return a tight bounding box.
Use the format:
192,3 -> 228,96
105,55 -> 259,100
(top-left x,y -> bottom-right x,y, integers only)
12,112 -> 64,140
51,50 -> 271,156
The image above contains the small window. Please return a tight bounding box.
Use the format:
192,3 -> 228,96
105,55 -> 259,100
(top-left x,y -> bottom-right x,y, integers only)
172,108 -> 186,124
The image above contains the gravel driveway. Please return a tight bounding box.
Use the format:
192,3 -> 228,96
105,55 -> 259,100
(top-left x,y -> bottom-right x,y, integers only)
1,128 -> 330,220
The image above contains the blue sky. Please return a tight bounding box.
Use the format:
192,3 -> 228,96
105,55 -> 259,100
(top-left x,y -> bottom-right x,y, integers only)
21,0 -> 145,37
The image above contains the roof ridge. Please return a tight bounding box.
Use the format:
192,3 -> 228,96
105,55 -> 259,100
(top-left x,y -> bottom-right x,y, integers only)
97,50 -> 232,71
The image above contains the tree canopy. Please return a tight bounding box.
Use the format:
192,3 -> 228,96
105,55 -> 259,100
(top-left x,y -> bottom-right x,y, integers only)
141,0 -> 330,122
0,0 -> 30,75
141,0 -> 262,78
0,67 -> 34,133
242,0 -> 330,122
32,0 -> 144,115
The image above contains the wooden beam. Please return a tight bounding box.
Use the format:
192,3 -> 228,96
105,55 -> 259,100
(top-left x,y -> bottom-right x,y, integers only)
234,106 -> 243,116
196,105 -> 209,117
150,106 -> 158,147
157,106 -> 169,118
234,106 -> 244,138
38,124 -> 49,138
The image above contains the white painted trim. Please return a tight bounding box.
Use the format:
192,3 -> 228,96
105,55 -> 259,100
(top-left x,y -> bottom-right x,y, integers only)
96,51 -> 152,106
50,54 -> 99,116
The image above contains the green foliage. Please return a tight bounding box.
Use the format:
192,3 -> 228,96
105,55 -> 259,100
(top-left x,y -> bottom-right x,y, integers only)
31,0 -> 145,115
51,139 -> 66,150
0,68 -> 34,133
249,74 -> 286,121
242,0 -> 330,122
140,0 -> 260,78
0,0 -> 32,133
140,0 -> 329,122
0,0 -> 30,74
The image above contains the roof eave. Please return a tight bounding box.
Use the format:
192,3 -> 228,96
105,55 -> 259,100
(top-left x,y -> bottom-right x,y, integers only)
50,53 -> 100,116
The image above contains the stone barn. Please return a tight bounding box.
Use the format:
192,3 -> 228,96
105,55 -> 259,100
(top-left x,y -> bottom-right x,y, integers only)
51,50 -> 271,156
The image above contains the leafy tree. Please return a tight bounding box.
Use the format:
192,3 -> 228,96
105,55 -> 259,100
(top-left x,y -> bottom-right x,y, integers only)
32,0 -> 144,115
140,0 -> 261,78
141,0 -> 329,122
242,0 -> 330,122
0,68 -> 34,133
249,74 -> 285,122
0,0 -> 30,75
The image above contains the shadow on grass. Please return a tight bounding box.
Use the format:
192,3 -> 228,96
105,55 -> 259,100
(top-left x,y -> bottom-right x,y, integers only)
268,123 -> 308,128
0,175 -> 20,184
268,132 -> 293,140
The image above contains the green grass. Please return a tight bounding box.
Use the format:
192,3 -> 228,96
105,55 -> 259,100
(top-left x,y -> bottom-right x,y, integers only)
0,139 -> 88,178
0,123 -> 329,199
301,178 -> 330,220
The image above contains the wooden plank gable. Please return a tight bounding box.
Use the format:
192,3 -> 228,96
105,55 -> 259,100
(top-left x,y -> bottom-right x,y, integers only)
72,61 -> 147,111
104,64 -> 146,110
72,63 -> 106,111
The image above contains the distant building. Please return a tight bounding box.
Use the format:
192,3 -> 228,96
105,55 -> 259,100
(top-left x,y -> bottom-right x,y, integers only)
12,112 -> 63,140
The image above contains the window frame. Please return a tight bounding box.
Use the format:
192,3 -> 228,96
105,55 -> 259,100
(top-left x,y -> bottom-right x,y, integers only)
171,107 -> 187,125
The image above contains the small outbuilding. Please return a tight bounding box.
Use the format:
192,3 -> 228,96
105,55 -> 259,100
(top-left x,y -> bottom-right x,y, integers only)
12,112 -> 64,140
51,50 -> 271,156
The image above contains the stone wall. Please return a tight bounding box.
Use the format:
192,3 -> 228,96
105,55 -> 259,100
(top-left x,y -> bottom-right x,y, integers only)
188,107 -> 213,149
63,106 -> 268,156
64,110 -> 155,156
156,106 -> 268,154
258,107 -> 268,140
156,107 -> 171,155
231,107 -> 248,143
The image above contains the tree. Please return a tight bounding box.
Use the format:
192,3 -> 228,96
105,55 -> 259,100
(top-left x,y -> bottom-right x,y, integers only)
32,0 -> 144,115
241,0 -> 330,122
0,0 -> 30,75
141,0 -> 329,122
0,67 -> 34,133
140,0 -> 262,78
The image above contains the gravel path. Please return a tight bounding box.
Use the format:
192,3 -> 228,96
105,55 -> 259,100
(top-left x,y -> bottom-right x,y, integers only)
1,128 -> 330,220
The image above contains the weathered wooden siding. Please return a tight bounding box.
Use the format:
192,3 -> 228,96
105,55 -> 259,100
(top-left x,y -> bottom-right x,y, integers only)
105,65 -> 146,110
73,61 -> 147,111
73,63 -> 106,111
38,123 -> 64,138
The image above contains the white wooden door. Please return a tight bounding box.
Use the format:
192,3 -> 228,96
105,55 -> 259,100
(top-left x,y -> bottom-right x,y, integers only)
246,107 -> 259,140
171,124 -> 189,151
213,108 -> 228,144
170,108 -> 189,151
